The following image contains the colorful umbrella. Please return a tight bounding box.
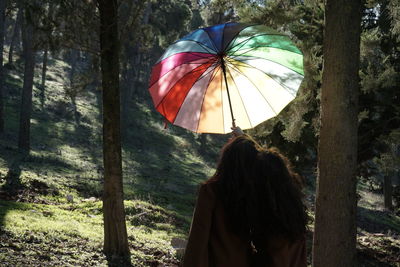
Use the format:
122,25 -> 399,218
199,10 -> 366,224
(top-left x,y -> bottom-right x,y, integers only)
149,22 -> 304,134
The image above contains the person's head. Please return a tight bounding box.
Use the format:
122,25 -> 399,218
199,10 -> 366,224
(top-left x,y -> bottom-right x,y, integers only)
206,135 -> 261,236
209,135 -> 262,186
251,148 -> 308,240
207,139 -> 308,241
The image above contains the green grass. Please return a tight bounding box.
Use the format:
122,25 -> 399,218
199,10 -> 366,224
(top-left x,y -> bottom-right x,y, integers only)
1,51 -> 399,266
0,200 -> 103,241
0,198 -> 190,266
0,52 -> 223,266
0,199 -> 107,266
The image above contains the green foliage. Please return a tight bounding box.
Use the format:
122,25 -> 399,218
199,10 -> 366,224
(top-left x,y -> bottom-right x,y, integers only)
358,0 -> 400,168
200,0 -> 241,25
239,0 -> 399,177
1,1 -> 399,265
238,0 -> 323,169
149,0 -> 193,47
388,0 -> 400,40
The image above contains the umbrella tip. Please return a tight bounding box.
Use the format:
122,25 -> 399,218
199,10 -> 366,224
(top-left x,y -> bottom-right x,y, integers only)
217,52 -> 226,58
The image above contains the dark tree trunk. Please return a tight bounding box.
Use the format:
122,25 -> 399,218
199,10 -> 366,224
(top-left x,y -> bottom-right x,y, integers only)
312,1 -> 361,267
69,49 -> 79,83
91,54 -> 101,88
97,0 -> 130,262
40,48 -> 48,108
8,8 -> 22,65
40,0 -> 55,105
0,0 -> 5,133
68,49 -> 80,124
384,175 -> 393,211
18,7 -> 35,152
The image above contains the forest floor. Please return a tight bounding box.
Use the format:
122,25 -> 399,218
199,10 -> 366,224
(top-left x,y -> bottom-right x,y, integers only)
0,54 -> 399,266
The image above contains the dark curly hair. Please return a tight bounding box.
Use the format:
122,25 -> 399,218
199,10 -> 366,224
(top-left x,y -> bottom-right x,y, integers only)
206,136 -> 308,243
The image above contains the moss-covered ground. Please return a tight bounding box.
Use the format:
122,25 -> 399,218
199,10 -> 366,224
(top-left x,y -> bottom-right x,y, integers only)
0,52 -> 399,266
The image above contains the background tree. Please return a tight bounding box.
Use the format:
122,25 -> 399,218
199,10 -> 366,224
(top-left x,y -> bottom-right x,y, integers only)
0,0 -> 6,133
97,0 -> 130,263
373,131 -> 400,211
18,1 -> 38,151
355,0 -> 400,212
37,0 -> 57,106
119,0 -> 192,139
312,0 -> 361,266
7,5 -> 22,66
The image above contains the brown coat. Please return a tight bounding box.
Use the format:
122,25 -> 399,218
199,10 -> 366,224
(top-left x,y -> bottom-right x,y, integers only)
183,183 -> 307,267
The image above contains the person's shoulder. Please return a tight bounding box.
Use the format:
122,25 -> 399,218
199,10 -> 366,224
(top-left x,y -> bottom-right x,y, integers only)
198,181 -> 217,197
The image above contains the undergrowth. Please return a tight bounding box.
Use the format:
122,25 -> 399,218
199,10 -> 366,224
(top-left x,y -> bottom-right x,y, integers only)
0,52 -> 399,266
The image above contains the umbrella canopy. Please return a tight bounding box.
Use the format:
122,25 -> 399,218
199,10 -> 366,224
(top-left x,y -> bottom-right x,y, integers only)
149,22 -> 304,134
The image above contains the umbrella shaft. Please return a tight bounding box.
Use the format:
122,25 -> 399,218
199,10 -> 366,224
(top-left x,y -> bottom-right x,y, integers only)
221,58 -> 236,128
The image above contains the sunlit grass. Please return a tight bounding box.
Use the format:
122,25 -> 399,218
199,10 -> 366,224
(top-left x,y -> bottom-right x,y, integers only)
0,200 -> 103,241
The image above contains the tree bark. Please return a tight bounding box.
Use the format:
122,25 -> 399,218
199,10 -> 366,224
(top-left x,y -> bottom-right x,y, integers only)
40,0 -> 55,107
0,0 -> 6,133
97,0 -> 130,262
384,175 -> 393,211
8,8 -> 22,65
312,1 -> 361,267
18,7 -> 35,152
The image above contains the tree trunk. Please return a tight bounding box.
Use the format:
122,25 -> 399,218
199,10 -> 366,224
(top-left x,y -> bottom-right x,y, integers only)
384,175 -> 393,211
68,49 -> 80,124
40,48 -> 48,108
312,1 -> 361,267
97,0 -> 130,262
8,8 -> 22,65
69,49 -> 79,84
40,0 -> 55,106
0,0 -> 5,133
18,7 -> 35,152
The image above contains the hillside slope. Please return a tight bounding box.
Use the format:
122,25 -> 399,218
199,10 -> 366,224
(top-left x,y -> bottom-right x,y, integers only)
0,52 -> 399,266
0,52 -> 224,266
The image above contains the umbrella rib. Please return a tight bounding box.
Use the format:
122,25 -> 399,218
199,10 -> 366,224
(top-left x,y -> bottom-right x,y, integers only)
149,62 -> 210,89
223,24 -> 258,51
202,29 -> 220,53
227,58 -> 299,97
222,23 -> 227,54
225,59 -> 278,115
169,32 -> 218,53
157,48 -> 216,64
220,64 -> 225,131
173,39 -> 217,54
229,48 -> 304,76
156,43 -> 216,64
227,33 -> 300,54
195,66 -> 221,133
230,56 -> 304,87
160,51 -> 216,63
170,29 -> 202,45
172,63 -> 217,124
230,45 -> 302,58
183,51 -> 216,59
224,64 -> 253,128
155,58 -> 216,110
149,54 -> 217,88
